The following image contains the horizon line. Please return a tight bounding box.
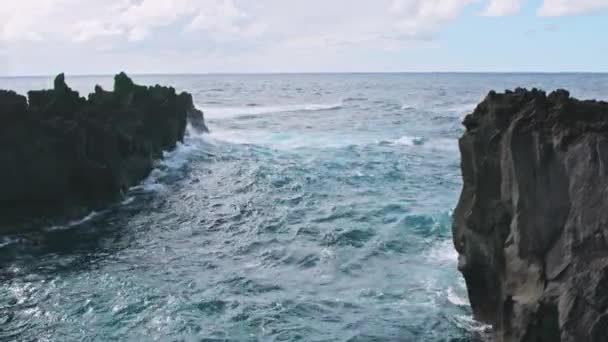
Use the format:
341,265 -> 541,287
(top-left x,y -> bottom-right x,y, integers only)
2,71 -> 608,78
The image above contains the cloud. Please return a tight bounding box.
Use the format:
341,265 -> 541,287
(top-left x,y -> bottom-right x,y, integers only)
0,0 -> 261,43
0,1 -> 58,41
538,0 -> 608,16
186,0 -> 266,40
1,1 -> 605,47
73,21 -> 122,43
0,0 -> 605,75
481,0 -> 524,16
389,0 -> 477,39
0,0 -> 496,45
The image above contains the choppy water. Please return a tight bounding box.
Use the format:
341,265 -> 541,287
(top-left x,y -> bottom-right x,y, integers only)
1,73 -> 607,341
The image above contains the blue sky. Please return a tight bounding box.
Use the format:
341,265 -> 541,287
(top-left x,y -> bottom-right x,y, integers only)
0,0 -> 607,75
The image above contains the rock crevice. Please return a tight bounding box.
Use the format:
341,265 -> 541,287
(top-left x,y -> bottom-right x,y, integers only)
454,88 -> 608,341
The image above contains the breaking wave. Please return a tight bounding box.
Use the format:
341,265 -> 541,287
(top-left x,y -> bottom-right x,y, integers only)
203,102 -> 343,119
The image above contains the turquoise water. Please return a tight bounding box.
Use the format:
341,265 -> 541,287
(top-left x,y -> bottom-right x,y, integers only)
1,73 -> 607,341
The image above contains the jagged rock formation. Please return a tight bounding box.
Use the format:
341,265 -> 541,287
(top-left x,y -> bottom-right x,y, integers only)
0,73 -> 208,228
453,88 -> 608,341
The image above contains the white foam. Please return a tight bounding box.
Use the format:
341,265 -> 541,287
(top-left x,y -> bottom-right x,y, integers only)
136,168 -> 170,193
134,129 -> 209,193
344,97 -> 368,102
202,129 -> 254,146
447,103 -> 477,115
142,182 -> 169,193
425,240 -> 458,265
206,128 -> 368,150
393,136 -> 426,147
46,211 -> 99,231
391,136 -> 458,152
452,314 -> 492,334
0,237 -> 21,248
160,142 -> 198,170
203,101 -> 343,119
447,286 -> 469,307
121,196 -> 135,205
426,138 -> 459,152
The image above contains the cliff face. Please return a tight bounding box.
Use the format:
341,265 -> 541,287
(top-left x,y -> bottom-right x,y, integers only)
0,73 -> 208,227
453,88 -> 608,341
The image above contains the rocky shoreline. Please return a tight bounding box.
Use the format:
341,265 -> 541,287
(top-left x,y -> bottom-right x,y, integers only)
0,73 -> 207,230
453,88 -> 608,341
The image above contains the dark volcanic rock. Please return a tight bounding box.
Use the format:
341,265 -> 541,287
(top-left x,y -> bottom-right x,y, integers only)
0,73 -> 208,228
453,88 -> 608,341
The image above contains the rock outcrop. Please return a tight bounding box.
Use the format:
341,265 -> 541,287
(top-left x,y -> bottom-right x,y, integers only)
0,73 -> 208,228
453,88 -> 608,341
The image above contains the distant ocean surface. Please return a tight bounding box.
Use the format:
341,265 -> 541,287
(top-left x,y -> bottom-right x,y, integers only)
1,73 -> 607,341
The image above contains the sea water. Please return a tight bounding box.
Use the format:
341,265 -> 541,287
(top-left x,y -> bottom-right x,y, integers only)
1,73 -> 607,341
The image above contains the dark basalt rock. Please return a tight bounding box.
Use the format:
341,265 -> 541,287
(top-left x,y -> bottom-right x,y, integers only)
453,88 -> 608,341
0,72 -> 208,229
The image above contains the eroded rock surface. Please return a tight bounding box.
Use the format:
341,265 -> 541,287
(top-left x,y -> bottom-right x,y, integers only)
453,88 -> 608,341
0,73 -> 208,228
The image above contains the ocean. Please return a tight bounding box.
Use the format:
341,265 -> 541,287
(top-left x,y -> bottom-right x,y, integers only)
1,73 -> 607,341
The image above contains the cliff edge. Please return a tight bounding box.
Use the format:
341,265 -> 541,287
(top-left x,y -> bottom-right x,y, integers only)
453,88 -> 608,341
0,73 -> 208,228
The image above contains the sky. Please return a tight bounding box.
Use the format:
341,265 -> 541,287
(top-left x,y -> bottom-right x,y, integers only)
0,0 -> 607,75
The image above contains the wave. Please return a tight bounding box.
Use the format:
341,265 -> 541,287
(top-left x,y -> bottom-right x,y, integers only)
343,97 -> 368,102
452,314 -> 492,334
36,128 -> 209,232
447,287 -> 469,307
121,196 -> 135,205
45,211 -> 100,231
207,129 -> 459,154
445,102 -> 477,117
39,142 -> 202,231
425,240 -> 459,265
205,128 -> 400,151
0,236 -> 23,248
160,140 -> 200,170
393,136 -> 427,147
207,129 -> 334,149
131,130 -> 209,193
390,136 -> 459,152
202,101 -> 343,119
397,102 -> 477,115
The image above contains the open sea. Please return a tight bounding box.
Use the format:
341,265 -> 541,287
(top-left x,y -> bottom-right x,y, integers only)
1,73 -> 607,341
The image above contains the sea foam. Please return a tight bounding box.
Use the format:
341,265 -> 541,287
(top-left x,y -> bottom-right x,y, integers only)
203,101 -> 343,119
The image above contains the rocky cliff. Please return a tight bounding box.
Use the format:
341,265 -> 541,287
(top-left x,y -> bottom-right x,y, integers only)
453,88 -> 608,341
0,73 -> 208,229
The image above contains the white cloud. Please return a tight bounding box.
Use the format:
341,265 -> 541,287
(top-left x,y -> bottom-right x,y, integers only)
0,0 -> 496,45
0,0 -> 260,43
389,0 -> 477,38
0,0 -> 605,75
186,0 -> 266,40
538,0 -> 608,16
0,1 -> 59,41
481,0 -> 524,16
118,0 -> 197,41
73,21 -> 122,43
1,0 -> 605,47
